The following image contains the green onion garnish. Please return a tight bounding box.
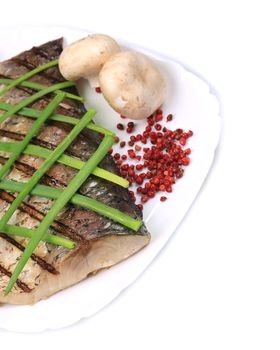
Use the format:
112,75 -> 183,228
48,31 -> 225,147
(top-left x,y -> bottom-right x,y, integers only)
0,78 -> 83,102
0,92 -> 66,179
0,60 -> 59,97
2,225 -> 75,249
0,142 -> 129,188
0,102 -> 115,137
5,134 -> 114,295
0,179 -> 142,231
0,81 -> 75,125
0,108 -> 96,231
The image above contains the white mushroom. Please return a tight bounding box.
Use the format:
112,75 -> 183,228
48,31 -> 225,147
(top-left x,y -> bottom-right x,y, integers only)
58,34 -> 121,87
99,51 -> 166,120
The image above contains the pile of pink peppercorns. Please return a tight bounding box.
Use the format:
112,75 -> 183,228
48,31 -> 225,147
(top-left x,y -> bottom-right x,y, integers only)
96,87 -> 193,210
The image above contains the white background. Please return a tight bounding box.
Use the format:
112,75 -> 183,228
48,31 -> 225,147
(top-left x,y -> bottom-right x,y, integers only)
0,0 -> 279,349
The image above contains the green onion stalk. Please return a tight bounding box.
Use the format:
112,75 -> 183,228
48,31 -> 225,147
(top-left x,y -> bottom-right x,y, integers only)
0,179 -> 142,232
4,134 -> 116,295
0,108 -> 96,232
0,92 -> 66,179
0,142 -> 128,188
0,101 -> 115,137
2,225 -> 75,249
0,78 -> 83,102
0,60 -> 59,97
0,81 -> 76,125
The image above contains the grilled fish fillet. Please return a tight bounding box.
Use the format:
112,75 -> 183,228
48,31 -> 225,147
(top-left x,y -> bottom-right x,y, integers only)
0,38 -> 150,305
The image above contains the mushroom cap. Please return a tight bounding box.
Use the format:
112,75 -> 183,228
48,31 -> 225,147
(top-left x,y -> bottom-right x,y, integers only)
99,51 -> 166,119
58,34 -> 121,83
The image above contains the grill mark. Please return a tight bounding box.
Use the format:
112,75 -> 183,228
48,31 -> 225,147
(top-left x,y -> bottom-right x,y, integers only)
12,85 -> 35,95
0,72 -> 81,116
0,264 -> 31,293
32,137 -> 56,150
0,127 -> 87,161
11,57 -> 61,84
0,73 -> 9,79
0,155 -> 66,188
0,233 -> 58,274
0,189 -> 84,243
0,129 -> 23,141
31,46 -> 52,59
11,57 -> 40,72
0,72 -> 34,95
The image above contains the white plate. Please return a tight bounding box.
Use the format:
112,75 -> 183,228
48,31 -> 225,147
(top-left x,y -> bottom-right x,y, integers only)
0,25 -> 221,332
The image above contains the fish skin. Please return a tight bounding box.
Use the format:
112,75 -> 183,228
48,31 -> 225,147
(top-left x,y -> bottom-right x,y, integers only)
0,38 -> 150,304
